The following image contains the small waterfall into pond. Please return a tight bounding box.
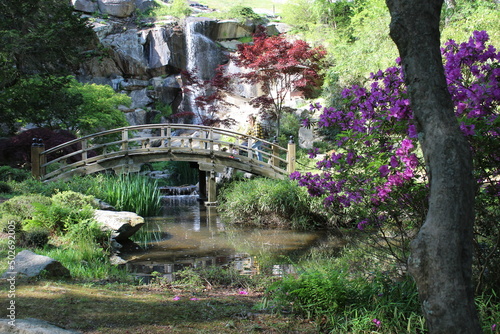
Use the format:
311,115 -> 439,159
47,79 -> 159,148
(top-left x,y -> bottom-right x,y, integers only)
184,17 -> 225,124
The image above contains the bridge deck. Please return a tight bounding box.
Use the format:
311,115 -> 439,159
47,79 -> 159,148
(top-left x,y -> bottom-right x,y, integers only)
32,124 -> 296,192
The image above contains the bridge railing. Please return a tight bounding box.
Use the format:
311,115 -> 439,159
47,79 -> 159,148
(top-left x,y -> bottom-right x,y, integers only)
33,124 -> 296,181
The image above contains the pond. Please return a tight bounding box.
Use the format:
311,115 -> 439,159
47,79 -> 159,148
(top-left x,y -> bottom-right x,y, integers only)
122,195 -> 344,283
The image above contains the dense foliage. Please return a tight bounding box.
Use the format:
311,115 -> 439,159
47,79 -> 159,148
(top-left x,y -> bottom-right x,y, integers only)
0,76 -> 130,136
292,31 -> 499,291
232,28 -> 327,137
219,178 -> 329,230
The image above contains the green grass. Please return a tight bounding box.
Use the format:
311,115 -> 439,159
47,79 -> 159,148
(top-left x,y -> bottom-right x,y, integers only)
198,0 -> 285,14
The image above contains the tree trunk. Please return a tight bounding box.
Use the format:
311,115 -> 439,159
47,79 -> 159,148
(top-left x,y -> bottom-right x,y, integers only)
385,1 -> 482,333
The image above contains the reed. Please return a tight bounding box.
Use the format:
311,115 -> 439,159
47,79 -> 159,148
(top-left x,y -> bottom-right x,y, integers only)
98,174 -> 162,217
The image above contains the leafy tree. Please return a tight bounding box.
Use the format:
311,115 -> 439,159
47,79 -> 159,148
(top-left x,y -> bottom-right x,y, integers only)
0,0 -> 94,88
0,76 -> 129,136
66,80 -> 130,135
386,1 -> 482,330
233,28 -> 326,137
282,0 -> 356,31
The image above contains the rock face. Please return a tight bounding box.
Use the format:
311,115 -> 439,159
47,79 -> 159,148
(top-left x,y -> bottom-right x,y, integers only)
97,0 -> 136,18
0,318 -> 81,334
94,210 -> 145,242
2,250 -> 70,279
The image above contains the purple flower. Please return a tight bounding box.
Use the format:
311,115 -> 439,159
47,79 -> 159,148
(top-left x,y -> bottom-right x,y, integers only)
379,165 -> 390,177
357,220 -> 368,230
372,318 -> 382,328
492,324 -> 497,331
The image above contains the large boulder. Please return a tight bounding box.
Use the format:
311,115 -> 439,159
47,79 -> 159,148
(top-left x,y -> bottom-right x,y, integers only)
94,210 -> 145,242
2,250 -> 70,279
97,0 -> 136,18
0,318 -> 80,334
215,20 -> 255,40
72,0 -> 98,13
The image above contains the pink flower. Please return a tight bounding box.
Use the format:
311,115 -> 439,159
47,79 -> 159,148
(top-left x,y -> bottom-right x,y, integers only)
239,290 -> 248,295
372,318 -> 382,328
190,297 -> 199,301
172,296 -> 181,301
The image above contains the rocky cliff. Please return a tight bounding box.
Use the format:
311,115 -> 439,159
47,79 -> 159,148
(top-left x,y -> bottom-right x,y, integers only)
70,0 -> 289,128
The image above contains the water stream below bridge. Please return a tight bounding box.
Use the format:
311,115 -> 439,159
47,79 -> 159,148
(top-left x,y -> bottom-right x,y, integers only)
121,195 -> 343,283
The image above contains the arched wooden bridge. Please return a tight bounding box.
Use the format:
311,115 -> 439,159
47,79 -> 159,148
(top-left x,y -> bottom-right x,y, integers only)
31,124 -> 296,205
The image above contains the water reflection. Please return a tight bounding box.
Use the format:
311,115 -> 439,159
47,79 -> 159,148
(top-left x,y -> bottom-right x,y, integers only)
122,195 -> 326,282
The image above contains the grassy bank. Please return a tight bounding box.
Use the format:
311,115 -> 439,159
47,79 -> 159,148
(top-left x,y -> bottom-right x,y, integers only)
0,280 -> 317,334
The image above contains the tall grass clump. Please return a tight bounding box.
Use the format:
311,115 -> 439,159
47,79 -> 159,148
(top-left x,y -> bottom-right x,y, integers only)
218,178 -> 328,230
39,227 -> 128,280
262,255 -> 425,333
97,173 -> 162,217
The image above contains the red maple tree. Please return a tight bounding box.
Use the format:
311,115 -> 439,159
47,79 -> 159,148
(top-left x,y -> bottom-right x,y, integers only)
234,27 -> 326,137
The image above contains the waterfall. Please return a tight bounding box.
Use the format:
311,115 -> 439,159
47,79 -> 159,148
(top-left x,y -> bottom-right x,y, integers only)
184,17 -> 224,124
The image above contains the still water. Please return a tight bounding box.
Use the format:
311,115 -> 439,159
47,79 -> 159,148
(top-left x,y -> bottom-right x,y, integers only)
122,195 -> 332,282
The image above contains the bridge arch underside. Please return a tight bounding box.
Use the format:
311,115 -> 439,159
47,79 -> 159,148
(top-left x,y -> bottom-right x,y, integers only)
45,149 -> 287,204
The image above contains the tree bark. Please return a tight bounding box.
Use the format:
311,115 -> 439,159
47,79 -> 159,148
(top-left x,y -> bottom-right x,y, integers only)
385,1 -> 482,333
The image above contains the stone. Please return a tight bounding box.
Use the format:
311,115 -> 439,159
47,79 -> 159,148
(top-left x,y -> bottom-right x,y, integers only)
101,29 -> 149,77
125,108 -> 148,126
72,0 -> 98,13
2,250 -> 70,279
120,79 -> 150,91
97,0 -> 136,18
135,0 -> 156,12
130,89 -> 153,108
94,210 -> 145,242
145,28 -> 172,69
215,20 -> 255,40
0,318 -> 80,334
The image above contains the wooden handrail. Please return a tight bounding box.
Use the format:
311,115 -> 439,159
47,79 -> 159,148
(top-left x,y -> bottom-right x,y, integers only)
36,124 -> 295,181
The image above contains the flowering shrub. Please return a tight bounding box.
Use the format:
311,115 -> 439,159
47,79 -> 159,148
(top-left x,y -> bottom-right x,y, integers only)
292,31 -> 499,274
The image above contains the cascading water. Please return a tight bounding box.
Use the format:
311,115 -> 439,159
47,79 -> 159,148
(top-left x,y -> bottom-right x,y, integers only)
184,17 -> 225,124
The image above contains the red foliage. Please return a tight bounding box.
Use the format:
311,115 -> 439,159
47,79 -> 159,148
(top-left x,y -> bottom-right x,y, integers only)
0,128 -> 80,168
234,27 -> 326,119
181,66 -> 236,127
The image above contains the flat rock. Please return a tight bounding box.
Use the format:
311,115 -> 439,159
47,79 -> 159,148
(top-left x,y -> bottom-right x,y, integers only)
2,250 -> 70,279
0,318 -> 80,334
94,210 -> 145,242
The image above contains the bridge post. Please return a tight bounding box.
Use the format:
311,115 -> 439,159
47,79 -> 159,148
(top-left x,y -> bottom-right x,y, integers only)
198,170 -> 207,201
271,137 -> 280,168
287,137 -> 296,174
81,139 -> 88,161
121,129 -> 128,151
31,138 -> 46,180
207,171 -> 217,204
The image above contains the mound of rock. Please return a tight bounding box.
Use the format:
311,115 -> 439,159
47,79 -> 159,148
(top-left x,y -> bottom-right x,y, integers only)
2,250 -> 70,279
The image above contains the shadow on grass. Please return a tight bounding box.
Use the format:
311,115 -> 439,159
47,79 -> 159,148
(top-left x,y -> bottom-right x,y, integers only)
0,279 -> 315,334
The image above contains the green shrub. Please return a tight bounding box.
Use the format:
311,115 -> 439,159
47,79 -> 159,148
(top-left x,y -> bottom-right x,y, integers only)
0,181 -> 12,194
0,194 -> 52,220
0,213 -> 23,233
26,191 -> 96,233
65,219 -> 110,250
219,178 -> 328,229
0,166 -> 30,182
19,227 -> 50,248
51,190 -> 96,210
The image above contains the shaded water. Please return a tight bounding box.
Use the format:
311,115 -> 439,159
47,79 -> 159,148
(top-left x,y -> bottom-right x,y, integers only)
122,195 -> 333,282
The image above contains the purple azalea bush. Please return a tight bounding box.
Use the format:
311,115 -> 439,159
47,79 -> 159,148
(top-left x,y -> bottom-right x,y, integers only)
292,31 -> 499,274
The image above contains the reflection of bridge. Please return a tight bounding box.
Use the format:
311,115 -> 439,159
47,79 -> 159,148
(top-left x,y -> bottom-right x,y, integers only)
31,124 -> 296,204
